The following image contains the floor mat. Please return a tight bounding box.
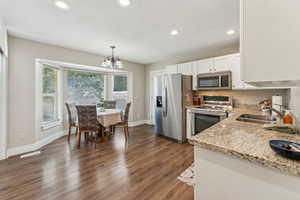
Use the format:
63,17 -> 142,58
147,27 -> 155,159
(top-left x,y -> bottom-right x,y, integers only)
177,163 -> 195,186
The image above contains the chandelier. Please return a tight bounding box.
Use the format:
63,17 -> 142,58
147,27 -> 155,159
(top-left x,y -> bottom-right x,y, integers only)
101,45 -> 123,69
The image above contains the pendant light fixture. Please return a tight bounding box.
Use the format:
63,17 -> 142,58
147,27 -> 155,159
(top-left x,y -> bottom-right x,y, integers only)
101,46 -> 123,69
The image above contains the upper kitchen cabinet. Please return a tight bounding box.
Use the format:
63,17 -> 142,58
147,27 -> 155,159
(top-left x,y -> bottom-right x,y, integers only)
165,65 -> 178,74
214,54 -> 253,89
228,54 -> 244,89
241,0 -> 300,87
178,62 -> 193,75
193,59 -> 214,90
214,56 -> 231,72
193,58 -> 214,74
0,18 -> 7,56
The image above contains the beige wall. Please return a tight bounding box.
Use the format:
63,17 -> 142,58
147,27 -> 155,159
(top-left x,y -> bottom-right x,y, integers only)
8,36 -> 146,148
145,45 -> 239,120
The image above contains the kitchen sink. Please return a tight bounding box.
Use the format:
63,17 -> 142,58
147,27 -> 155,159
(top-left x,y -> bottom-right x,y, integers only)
236,114 -> 276,124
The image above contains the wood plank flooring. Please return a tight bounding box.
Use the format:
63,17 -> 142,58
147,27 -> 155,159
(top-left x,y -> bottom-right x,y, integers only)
0,125 -> 194,200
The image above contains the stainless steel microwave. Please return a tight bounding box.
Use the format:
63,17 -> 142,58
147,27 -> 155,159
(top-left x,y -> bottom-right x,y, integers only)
197,71 -> 232,90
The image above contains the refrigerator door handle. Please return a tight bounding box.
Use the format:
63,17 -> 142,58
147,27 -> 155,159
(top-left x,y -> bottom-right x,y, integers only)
163,87 -> 168,117
165,87 -> 168,117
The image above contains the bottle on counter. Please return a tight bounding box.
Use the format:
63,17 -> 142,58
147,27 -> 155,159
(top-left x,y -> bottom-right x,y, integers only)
283,110 -> 294,125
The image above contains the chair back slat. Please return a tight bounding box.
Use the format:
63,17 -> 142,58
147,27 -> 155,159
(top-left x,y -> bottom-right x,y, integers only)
123,102 -> 131,123
65,103 -> 77,126
76,105 -> 100,131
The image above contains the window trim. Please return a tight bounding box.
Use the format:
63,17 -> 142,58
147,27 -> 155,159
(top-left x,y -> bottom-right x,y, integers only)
35,59 -> 128,138
40,65 -> 63,130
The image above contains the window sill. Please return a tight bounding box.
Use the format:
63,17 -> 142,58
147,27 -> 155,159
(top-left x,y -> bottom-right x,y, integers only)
113,91 -> 128,94
41,121 -> 62,130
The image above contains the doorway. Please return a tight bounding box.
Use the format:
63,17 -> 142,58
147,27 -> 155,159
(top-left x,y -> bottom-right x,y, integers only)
0,50 -> 8,160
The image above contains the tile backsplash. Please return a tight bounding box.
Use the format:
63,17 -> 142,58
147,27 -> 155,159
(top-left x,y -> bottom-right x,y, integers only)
194,89 -> 290,109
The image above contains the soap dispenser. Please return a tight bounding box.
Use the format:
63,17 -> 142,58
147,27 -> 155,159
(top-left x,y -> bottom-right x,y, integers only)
283,110 -> 294,125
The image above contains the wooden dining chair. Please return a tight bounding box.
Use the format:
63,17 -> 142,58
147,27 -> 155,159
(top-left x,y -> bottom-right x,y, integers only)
65,103 -> 78,141
113,102 -> 131,140
76,105 -> 102,149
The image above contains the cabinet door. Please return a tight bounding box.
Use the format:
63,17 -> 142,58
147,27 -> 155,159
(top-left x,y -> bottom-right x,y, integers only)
241,0 -> 300,84
230,55 -> 244,89
178,62 -> 193,75
214,56 -> 231,72
194,59 -> 213,74
193,59 -> 213,90
165,65 -> 178,74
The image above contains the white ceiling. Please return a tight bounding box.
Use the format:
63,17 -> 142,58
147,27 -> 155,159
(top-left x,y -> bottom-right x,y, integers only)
0,0 -> 239,64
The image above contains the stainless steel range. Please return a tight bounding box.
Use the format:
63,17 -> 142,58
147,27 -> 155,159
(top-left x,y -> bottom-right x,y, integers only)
186,95 -> 233,139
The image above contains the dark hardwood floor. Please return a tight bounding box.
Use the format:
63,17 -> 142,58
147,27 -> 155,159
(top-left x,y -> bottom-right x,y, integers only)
0,125 -> 194,200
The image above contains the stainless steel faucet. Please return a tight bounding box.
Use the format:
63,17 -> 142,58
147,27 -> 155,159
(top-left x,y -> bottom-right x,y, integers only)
262,104 -> 285,119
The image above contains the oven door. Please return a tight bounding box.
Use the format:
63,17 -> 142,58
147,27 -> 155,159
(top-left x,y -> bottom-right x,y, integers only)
191,113 -> 225,136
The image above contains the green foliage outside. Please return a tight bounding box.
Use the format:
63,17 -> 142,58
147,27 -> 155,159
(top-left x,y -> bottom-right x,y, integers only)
43,67 -> 57,94
67,71 -> 104,104
114,75 -> 127,92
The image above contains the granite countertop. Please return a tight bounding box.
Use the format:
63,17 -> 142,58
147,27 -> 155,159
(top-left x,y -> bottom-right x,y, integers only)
188,108 -> 300,177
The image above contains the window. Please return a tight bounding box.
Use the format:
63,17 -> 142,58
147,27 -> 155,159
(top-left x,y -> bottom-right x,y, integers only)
112,75 -> 128,109
42,67 -> 59,125
67,71 -> 105,104
113,75 -> 127,92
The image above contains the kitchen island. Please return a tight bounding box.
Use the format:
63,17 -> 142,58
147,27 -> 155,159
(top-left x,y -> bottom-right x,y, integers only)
189,108 -> 300,200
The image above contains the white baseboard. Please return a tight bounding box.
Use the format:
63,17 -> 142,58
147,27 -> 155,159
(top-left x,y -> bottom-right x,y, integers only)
7,130 -> 67,158
144,120 -> 154,125
128,120 -> 154,127
128,120 -> 146,127
6,121 -> 153,158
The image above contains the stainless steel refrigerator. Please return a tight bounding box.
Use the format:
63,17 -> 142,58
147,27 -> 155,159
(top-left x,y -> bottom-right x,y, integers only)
155,74 -> 193,143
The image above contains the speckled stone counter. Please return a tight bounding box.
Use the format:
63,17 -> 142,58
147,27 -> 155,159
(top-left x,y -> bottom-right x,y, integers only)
189,108 -> 300,177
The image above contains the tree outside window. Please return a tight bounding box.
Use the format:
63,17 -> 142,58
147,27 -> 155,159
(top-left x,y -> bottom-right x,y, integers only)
42,67 -> 59,123
67,71 -> 104,104
113,75 -> 127,92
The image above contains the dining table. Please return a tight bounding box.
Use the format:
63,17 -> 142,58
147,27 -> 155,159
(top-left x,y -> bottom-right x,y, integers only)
97,108 -> 122,129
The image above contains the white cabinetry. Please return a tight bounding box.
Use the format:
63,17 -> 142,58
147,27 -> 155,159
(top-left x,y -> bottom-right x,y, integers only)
193,59 -> 213,90
211,54 -> 256,89
194,59 -> 213,74
165,52 -> 287,90
165,65 -> 178,74
229,54 -> 255,89
214,56 -> 231,72
0,18 -> 7,56
241,0 -> 300,87
192,59 -> 213,89
229,55 -> 243,89
178,62 -> 193,75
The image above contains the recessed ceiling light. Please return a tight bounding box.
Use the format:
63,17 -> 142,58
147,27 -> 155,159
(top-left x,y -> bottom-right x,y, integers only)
54,0 -> 70,10
170,30 -> 179,36
118,0 -> 131,7
227,29 -> 235,35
